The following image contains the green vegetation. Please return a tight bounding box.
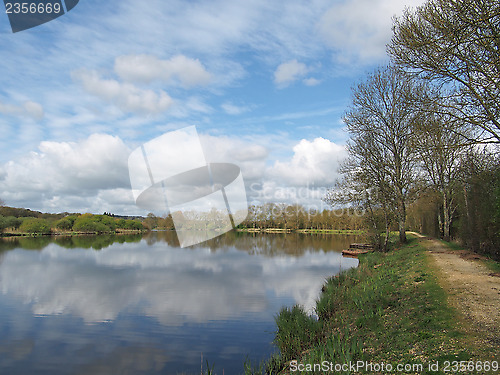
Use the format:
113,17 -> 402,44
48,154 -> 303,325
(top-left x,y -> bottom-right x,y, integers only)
19,217 -> 51,235
0,208 -> 145,236
55,215 -> 77,230
243,235 -> 493,374
0,215 -> 22,232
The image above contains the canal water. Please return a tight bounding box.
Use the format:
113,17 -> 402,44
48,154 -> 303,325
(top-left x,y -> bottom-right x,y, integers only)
0,231 -> 359,374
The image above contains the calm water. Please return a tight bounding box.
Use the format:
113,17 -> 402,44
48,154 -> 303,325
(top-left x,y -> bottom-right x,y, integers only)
0,232 -> 359,374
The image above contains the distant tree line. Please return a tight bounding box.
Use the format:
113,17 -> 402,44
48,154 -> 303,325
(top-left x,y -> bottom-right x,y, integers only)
0,207 -> 145,235
238,203 -> 365,231
139,205 -> 366,232
325,0 -> 499,259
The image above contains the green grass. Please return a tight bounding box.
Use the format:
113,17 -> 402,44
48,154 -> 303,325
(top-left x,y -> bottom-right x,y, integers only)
244,234 -> 490,375
437,239 -> 465,252
484,259 -> 500,273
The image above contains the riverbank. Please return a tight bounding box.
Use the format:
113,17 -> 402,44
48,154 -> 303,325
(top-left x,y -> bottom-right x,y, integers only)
1,229 -> 147,237
244,233 -> 498,374
236,228 -> 365,235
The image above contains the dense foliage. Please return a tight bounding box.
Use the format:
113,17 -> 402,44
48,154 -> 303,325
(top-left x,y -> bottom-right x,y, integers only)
19,218 -> 52,235
0,210 -> 145,235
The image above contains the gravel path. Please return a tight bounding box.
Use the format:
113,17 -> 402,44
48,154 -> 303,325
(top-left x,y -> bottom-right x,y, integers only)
413,233 -> 500,352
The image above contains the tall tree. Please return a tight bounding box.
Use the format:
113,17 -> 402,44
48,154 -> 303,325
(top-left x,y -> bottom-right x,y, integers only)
413,95 -> 469,241
388,0 -> 500,143
342,66 -> 422,243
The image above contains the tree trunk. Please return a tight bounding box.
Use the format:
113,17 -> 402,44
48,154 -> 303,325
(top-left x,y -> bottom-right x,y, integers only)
442,191 -> 451,242
463,185 -> 479,253
398,198 -> 407,243
383,209 -> 390,252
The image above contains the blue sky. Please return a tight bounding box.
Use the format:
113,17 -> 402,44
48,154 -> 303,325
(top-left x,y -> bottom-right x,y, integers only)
0,0 -> 425,215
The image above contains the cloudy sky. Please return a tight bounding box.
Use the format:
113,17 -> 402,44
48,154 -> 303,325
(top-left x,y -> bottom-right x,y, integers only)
0,0 -> 425,215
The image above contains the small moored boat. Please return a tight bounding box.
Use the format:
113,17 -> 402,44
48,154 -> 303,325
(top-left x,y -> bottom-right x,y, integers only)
342,243 -> 375,256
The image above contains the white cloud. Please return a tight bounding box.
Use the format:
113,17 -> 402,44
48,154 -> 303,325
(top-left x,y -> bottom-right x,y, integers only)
268,137 -> 346,187
72,69 -> 174,114
220,102 -> 251,115
0,132 -> 271,214
0,100 -> 44,120
303,77 -> 321,86
274,60 -> 309,87
199,134 -> 268,181
318,0 -> 426,64
0,134 -> 132,213
0,131 -> 347,213
240,137 -> 348,207
114,54 -> 212,87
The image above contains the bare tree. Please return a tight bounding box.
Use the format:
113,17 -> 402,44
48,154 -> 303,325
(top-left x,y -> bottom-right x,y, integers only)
341,66 -> 422,243
324,157 -> 395,251
413,94 -> 469,241
388,0 -> 500,143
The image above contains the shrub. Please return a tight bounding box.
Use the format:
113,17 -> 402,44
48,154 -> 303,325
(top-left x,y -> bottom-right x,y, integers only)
72,216 -> 111,233
96,215 -> 116,231
55,217 -> 74,230
125,220 -> 144,230
0,215 -> 23,232
116,219 -> 127,229
0,216 -> 5,232
19,218 -> 51,234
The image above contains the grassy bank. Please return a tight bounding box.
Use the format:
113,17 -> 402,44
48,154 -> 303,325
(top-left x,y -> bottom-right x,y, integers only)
244,234 -> 493,374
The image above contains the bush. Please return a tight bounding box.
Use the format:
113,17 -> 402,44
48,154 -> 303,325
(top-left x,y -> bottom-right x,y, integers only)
125,220 -> 144,230
274,305 -> 320,361
19,218 -> 51,235
73,216 -> 111,233
1,215 -> 22,232
0,215 -> 23,232
96,215 -> 116,231
116,219 -> 127,229
116,218 -> 144,230
55,217 -> 74,231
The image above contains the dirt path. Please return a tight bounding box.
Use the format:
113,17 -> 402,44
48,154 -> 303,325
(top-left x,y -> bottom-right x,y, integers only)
411,233 -> 500,353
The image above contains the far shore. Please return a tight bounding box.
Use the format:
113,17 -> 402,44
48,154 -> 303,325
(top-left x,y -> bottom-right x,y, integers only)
0,229 -> 146,238
1,228 -> 365,238
236,228 -> 365,234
